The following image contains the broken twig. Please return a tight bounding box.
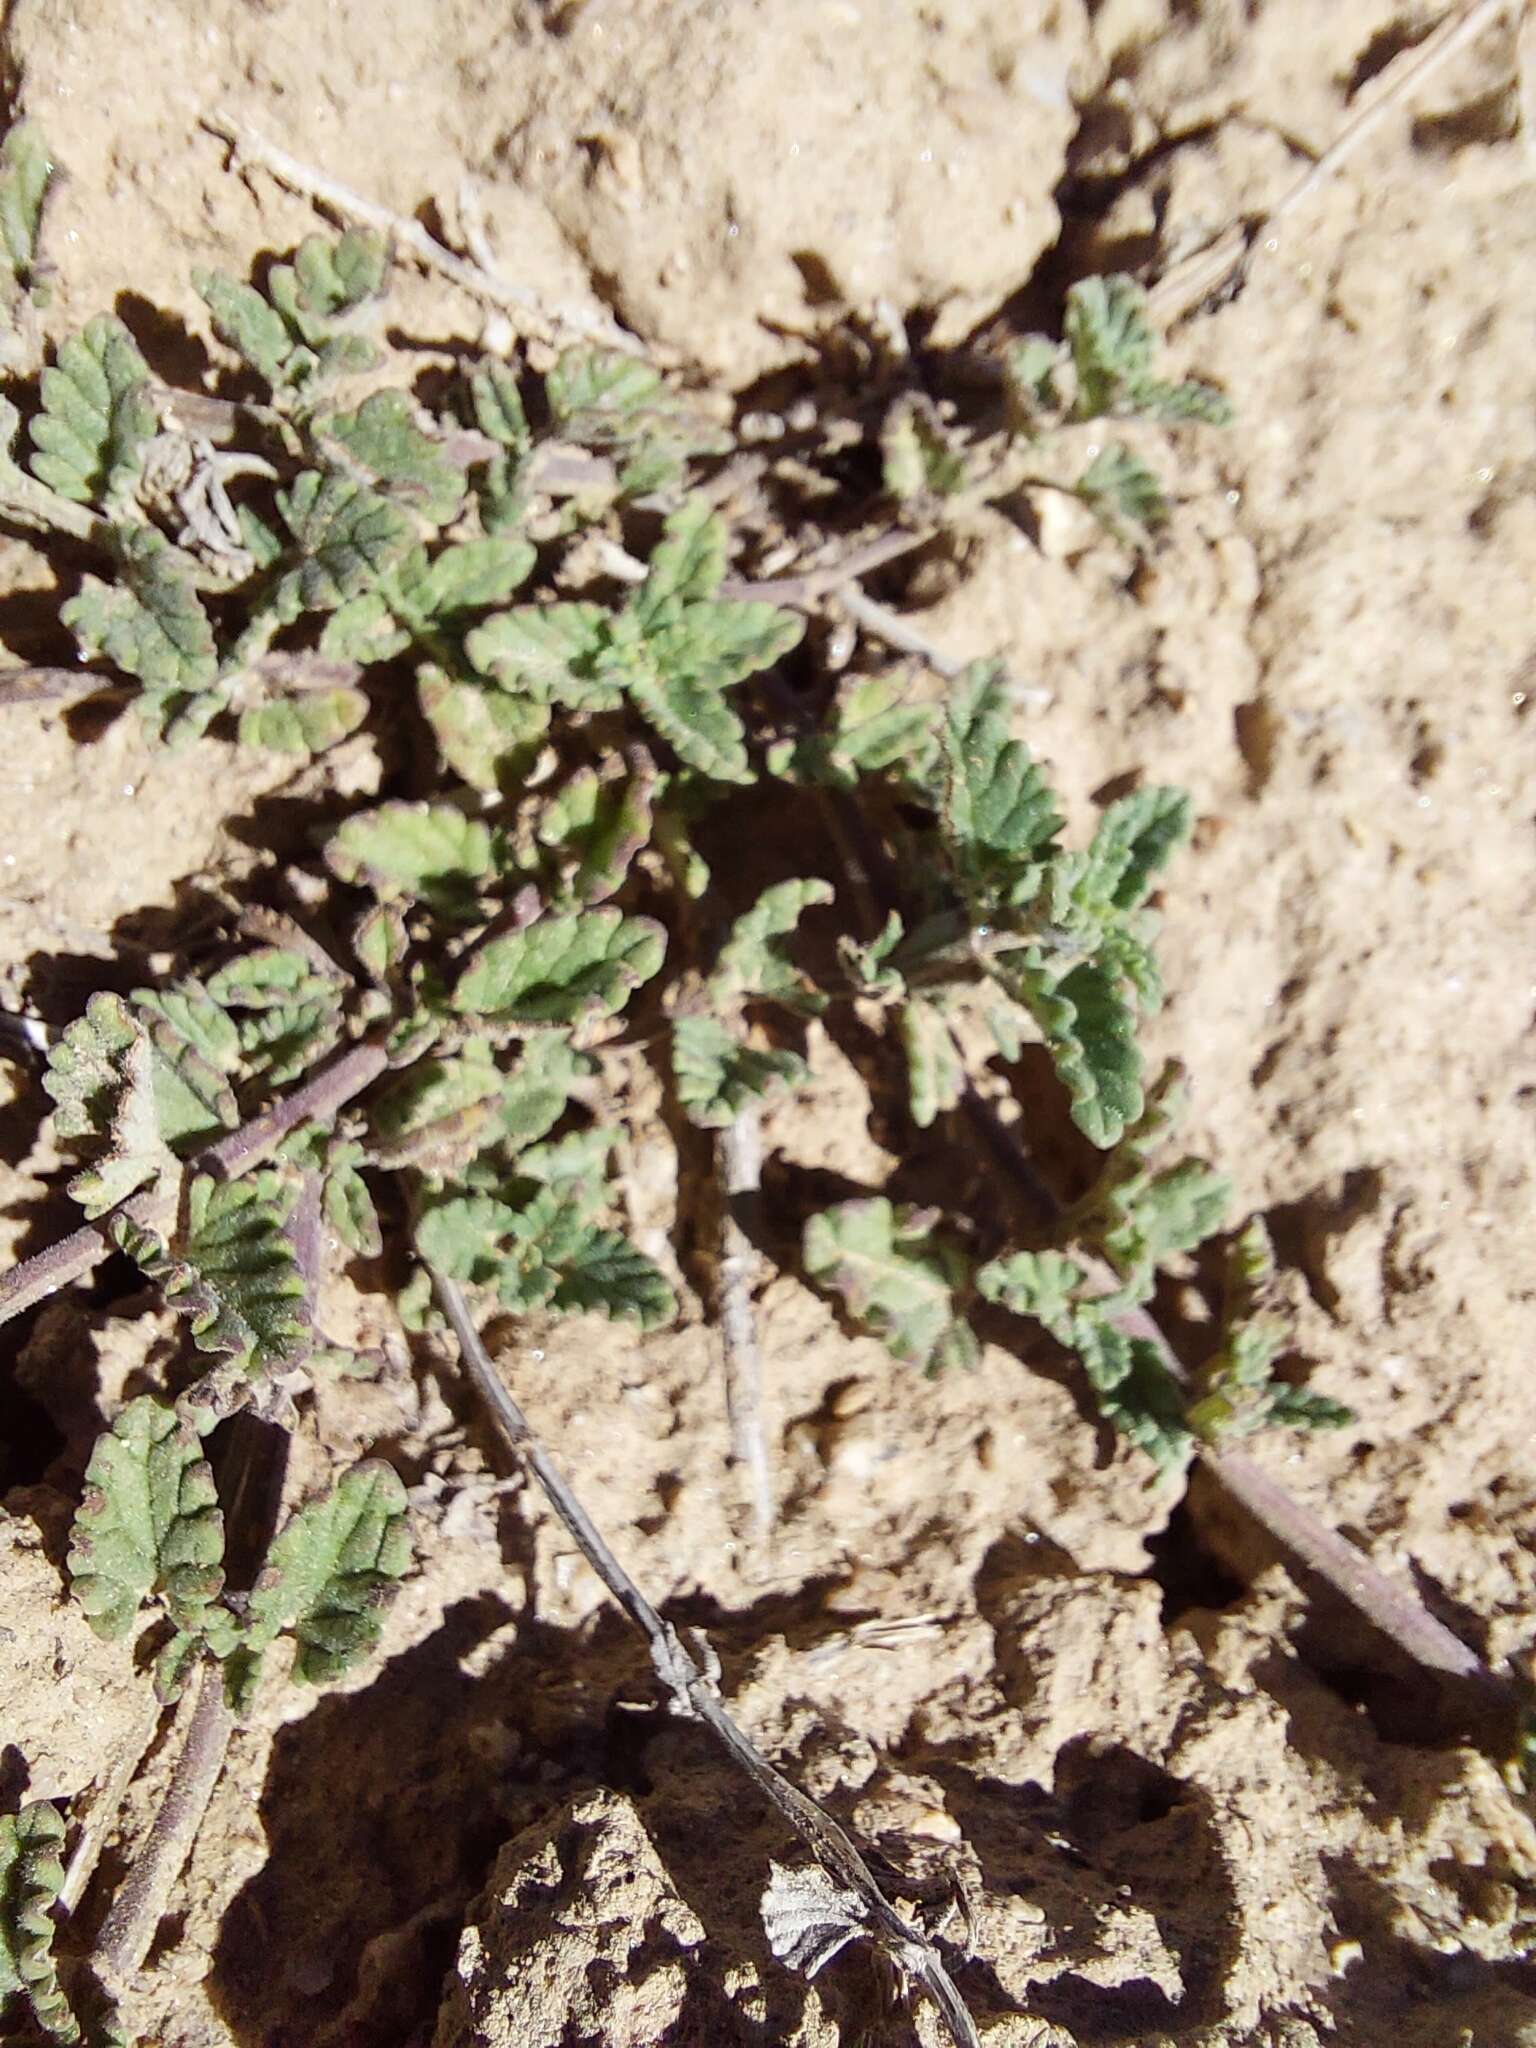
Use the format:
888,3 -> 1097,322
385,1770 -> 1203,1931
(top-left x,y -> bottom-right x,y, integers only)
718,1106 -> 773,1550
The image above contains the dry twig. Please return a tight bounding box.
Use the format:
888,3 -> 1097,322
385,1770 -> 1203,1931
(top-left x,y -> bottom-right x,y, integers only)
430,1265 -> 981,2047
717,1106 -> 773,1550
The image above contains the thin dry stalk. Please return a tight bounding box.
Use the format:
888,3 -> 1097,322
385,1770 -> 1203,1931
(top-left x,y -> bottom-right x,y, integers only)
837,585 -> 1054,711
430,1266 -> 981,2048
717,1106 -> 773,1550
0,1039 -> 388,1327
1150,0 -> 1518,324
92,1662 -> 233,1988
200,110 -> 645,356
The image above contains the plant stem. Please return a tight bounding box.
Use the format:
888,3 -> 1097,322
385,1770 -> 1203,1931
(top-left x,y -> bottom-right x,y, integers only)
0,1038 -> 388,1327
836,585 -> 1053,709
430,1265 -> 981,2048
718,1106 -> 773,1551
93,1661 -> 233,1988
960,1090 -> 1494,1687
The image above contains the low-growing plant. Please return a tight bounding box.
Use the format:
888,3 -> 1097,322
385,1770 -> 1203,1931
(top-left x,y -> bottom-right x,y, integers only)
0,134 -> 1495,2048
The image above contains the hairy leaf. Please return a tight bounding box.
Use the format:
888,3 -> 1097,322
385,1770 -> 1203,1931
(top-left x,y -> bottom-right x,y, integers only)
941,664 -> 1062,905
118,1174 -> 308,1372
818,673 -> 940,789
67,1395 -> 225,1640
470,359 -> 531,452
1077,1319 -> 1192,1471
327,801 -> 493,913
322,1143 -> 382,1258
1075,443 -> 1166,541
498,1032 -> 592,1151
453,908 -> 665,1025
42,992 -> 138,1142
1065,273 -> 1155,419
804,1198 -> 976,1374
418,664 -> 549,793
624,652 -> 754,783
1043,958 -> 1143,1149
240,686 -> 368,755
0,122 -> 55,287
275,470 -> 415,611
466,603 -> 615,707
247,1460 -> 410,1684
418,1185 -> 674,1327
62,525 -> 218,698
673,1014 -> 807,1129
1073,785 -> 1191,916
881,396 -> 967,500
535,754 -> 656,903
711,878 -> 833,1013
642,591 -> 804,695
402,536 -> 536,621
322,392 -> 464,524
545,348 -> 665,430
548,1224 -> 676,1328
29,314 -> 154,503
0,1801 -> 77,2044
976,1248 -> 1087,1331
194,267 -> 297,386
318,590 -> 412,665
369,1039 -> 506,1168
268,229 -> 387,342
899,997 -> 964,1130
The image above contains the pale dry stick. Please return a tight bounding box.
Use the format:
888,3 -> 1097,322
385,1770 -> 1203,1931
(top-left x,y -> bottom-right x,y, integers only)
1149,0 -> 1519,326
430,1267 -> 982,2048
55,1695 -> 162,1915
837,584 -> 1054,711
718,1105 -> 773,1550
0,667 -> 129,709
92,1661 -> 233,1987
0,1038 -> 388,1327
959,1093 -> 1494,1688
718,528 -> 933,607
200,110 -> 646,357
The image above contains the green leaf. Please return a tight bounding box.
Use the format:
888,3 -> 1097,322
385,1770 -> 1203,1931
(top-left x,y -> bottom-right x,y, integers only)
822,673 -> 940,789
466,603 -> 615,708
470,359 -> 531,451
268,229 -> 387,341
453,908 -> 665,1025
633,497 -> 727,616
535,755 -> 657,904
1075,785 -> 1191,916
275,470 -> 415,611
323,1146 -> 382,1257
414,1191 -> 525,1288
318,590 -> 412,665
545,348 -> 665,430
0,122 -> 56,285
66,1029 -> 173,1220
673,1014 -> 808,1129
418,664 -> 549,793
369,1039 -> 506,1166
29,314 -> 154,503
240,687 -> 368,754
899,997 -> 963,1130
625,652 -> 754,784
1002,334 -> 1062,425
549,1226 -> 676,1329
246,1461 -> 411,1684
640,592 -> 804,695
1042,957 -> 1143,1148
117,1174 -> 308,1372
838,910 -> 906,1000
67,1395 -> 225,1640
1065,273 -> 1155,419
941,664 -> 1062,904
402,536 -> 536,620
41,992 -> 138,1142
711,878 -> 833,1013
804,1198 -> 976,1374
321,392 -> 464,524
0,1800 -> 78,2044
1127,377 -> 1232,427
1075,443 -> 1166,541
976,1249 -> 1087,1332
881,397 -> 967,500
1102,1159 -> 1229,1288
327,800 -> 494,913
1077,1319 -> 1192,1472
62,525 -> 218,695
195,267 -> 297,386
498,1032 -> 592,1151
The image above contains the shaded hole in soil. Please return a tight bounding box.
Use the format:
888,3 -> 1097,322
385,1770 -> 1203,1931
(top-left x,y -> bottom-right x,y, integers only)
1144,1497 -> 1245,1625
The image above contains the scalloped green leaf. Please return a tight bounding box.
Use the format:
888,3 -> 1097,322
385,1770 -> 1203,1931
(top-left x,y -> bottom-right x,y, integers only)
899,996 -> 963,1130
246,1460 -> 411,1685
804,1198 -> 977,1374
117,1173 -> 308,1372
240,686 -> 369,755
545,348 -> 665,429
941,663 -> 1062,904
402,536 -> 536,621
711,878 -> 833,1013
318,590 -> 412,665
0,122 -> 56,286
418,664 -> 549,793
549,1226 -> 676,1329
1075,443 -> 1166,541
1065,273 -> 1155,419
321,391 -> 464,525
466,603 -> 615,707
62,525 -> 218,694
453,908 -> 665,1025
470,358 -> 531,452
29,313 -> 154,503
268,229 -> 387,342
0,1800 -> 78,2044
673,1014 -> 807,1129
535,754 -> 656,904
67,1395 -> 225,1641
275,469 -> 415,611
326,801 -> 494,913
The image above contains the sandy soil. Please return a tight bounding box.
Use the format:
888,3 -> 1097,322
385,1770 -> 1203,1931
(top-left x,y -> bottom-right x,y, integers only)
2,1 -> 1535,2044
